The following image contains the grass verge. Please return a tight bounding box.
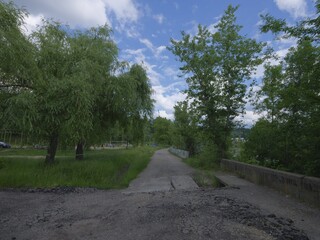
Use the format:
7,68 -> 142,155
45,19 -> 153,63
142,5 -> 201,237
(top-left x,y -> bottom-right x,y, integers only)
0,146 -> 155,189
183,152 -> 222,188
192,170 -> 222,188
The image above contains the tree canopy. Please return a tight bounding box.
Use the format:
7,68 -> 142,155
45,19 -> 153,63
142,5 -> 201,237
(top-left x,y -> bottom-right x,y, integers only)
169,5 -> 265,159
244,1 -> 320,176
0,1 -> 153,163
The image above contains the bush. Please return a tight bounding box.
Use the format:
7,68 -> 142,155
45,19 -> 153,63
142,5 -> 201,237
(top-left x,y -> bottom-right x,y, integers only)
185,143 -> 219,170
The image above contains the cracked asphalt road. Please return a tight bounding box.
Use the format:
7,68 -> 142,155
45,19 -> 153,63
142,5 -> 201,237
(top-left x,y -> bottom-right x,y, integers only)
124,149 -> 198,193
0,149 -> 317,240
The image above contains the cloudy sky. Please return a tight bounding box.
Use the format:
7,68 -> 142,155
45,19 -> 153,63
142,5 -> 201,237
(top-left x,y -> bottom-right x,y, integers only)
10,0 -> 317,126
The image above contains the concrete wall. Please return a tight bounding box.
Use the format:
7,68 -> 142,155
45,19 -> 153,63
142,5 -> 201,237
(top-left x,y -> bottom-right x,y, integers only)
220,159 -> 320,208
169,147 -> 189,159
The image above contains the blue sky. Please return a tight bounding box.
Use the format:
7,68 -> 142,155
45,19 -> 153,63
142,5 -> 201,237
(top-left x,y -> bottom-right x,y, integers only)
11,0 -> 318,125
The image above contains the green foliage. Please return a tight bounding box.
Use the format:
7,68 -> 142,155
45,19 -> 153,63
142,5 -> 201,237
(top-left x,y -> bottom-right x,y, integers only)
260,1 -> 320,42
0,2 -> 154,163
169,5 -> 265,159
185,141 -> 219,170
0,1 -> 39,89
245,1 -> 320,177
172,101 -> 198,155
0,147 -> 155,189
116,64 -> 154,145
192,170 -> 221,188
254,64 -> 283,123
244,119 -> 280,164
153,117 -> 173,146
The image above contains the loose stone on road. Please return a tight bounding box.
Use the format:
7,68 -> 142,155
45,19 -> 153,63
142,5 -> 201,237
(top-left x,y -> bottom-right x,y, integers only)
124,148 -> 198,193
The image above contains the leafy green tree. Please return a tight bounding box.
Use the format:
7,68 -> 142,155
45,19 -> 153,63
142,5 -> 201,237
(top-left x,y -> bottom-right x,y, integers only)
280,41 -> 319,175
244,119 -> 281,166
254,64 -> 283,123
30,20 -> 97,163
169,5 -> 265,159
173,101 -> 198,156
68,25 -> 118,159
248,41 -> 320,175
247,1 -> 320,176
121,64 -> 154,145
0,2 -> 154,164
153,117 -> 173,146
260,1 -> 320,43
0,1 -> 39,90
0,1 -> 39,130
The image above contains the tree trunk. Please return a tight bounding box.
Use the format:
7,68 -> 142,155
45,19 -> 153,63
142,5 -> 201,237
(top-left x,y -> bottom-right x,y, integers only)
45,133 -> 59,164
75,142 -> 84,160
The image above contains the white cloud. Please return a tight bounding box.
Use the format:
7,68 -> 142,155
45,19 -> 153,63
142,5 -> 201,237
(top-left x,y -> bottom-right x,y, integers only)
123,48 -> 162,85
123,48 -> 186,120
235,110 -> 262,127
156,110 -> 174,120
13,0 -> 140,34
163,67 -> 181,81
207,15 -> 222,34
207,23 -> 218,34
153,14 -> 165,24
278,37 -> 297,46
156,46 -> 167,56
139,38 -> 167,58
14,0 -> 110,28
186,17 -> 220,37
144,62 -> 162,85
164,67 -> 177,77
104,0 -> 139,23
275,48 -> 290,58
251,64 -> 266,79
22,14 -> 43,35
152,83 -> 187,118
274,0 -> 307,18
251,46 -> 291,79
186,20 -> 199,36
140,38 -> 153,50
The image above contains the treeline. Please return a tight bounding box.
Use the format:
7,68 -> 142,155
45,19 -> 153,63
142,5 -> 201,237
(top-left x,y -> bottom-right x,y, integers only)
243,4 -> 320,177
0,2 -> 153,163
163,4 -> 319,177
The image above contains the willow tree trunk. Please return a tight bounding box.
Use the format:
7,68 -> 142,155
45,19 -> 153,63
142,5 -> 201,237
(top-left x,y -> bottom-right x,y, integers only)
45,133 -> 59,164
75,142 -> 84,160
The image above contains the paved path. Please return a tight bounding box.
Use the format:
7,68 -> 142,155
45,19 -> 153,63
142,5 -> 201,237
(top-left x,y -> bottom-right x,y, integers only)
124,149 -> 198,193
0,149 -> 318,240
214,171 -> 320,240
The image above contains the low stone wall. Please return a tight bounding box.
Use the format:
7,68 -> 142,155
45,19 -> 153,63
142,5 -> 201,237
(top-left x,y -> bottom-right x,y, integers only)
169,147 -> 189,159
220,159 -> 320,208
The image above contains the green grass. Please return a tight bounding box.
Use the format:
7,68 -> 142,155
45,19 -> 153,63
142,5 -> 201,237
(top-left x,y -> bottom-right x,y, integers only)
192,170 -> 222,188
182,150 -> 222,188
184,156 -> 219,170
0,146 -> 155,189
0,148 -> 47,156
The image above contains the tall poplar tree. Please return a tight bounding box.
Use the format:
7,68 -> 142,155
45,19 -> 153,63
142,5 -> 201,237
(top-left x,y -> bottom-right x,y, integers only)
169,5 -> 265,159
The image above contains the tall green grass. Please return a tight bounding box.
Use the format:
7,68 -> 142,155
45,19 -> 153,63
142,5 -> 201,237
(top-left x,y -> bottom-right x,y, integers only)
0,147 -> 155,189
